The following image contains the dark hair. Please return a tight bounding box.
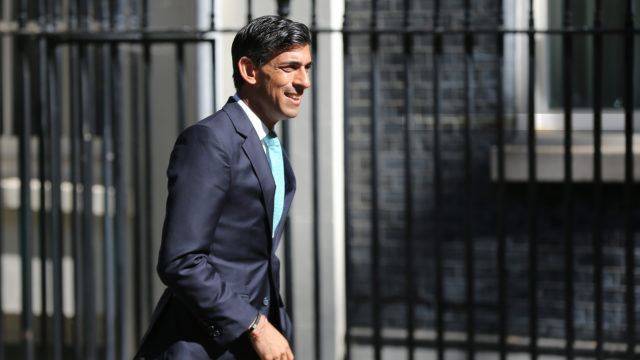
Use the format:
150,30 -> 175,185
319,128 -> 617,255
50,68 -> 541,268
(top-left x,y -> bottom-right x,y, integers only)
231,15 -> 311,90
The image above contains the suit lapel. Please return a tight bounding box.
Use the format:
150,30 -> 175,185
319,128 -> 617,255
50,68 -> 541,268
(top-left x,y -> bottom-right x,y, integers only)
243,134 -> 276,235
223,99 -> 276,237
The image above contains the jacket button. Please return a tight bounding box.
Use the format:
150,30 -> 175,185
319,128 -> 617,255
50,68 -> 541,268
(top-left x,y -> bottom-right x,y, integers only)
263,296 -> 270,306
208,325 -> 221,337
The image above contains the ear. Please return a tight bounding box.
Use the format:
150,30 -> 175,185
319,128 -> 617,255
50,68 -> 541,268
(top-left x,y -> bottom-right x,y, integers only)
238,56 -> 258,85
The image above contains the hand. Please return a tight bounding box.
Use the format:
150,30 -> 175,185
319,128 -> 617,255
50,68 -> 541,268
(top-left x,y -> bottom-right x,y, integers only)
248,315 -> 294,360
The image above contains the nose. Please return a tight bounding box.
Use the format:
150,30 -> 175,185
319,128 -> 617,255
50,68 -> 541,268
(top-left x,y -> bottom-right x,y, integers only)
294,67 -> 311,90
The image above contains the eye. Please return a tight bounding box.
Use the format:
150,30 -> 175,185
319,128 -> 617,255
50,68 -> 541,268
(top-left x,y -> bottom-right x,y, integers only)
280,65 -> 298,73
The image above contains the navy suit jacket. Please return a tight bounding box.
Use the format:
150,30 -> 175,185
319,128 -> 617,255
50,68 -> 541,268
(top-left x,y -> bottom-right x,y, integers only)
135,98 -> 296,359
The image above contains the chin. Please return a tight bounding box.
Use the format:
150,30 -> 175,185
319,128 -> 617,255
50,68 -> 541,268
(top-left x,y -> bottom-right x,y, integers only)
284,111 -> 300,119
278,107 -> 300,119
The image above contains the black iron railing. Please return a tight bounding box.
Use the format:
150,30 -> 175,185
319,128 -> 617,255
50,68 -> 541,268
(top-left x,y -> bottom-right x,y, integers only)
342,1 -> 638,360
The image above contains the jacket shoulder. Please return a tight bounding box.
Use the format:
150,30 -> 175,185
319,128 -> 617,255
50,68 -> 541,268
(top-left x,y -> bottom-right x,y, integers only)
192,108 -> 235,134
176,109 -> 238,148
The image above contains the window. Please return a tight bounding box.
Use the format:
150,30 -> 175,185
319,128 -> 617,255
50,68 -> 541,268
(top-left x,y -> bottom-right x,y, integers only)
547,0 -> 639,110
511,0 -> 640,131
494,0 -> 640,182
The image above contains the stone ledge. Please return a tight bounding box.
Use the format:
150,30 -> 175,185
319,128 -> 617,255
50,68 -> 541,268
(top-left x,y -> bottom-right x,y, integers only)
491,133 -> 640,182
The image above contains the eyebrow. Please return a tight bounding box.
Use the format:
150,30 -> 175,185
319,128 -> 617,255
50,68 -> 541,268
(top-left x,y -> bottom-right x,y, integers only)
278,60 -> 313,68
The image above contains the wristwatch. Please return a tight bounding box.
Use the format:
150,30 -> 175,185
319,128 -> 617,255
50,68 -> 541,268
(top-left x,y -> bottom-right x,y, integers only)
248,312 -> 261,332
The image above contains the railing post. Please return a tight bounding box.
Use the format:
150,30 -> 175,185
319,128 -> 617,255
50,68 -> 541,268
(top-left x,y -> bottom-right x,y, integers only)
277,0 -> 290,18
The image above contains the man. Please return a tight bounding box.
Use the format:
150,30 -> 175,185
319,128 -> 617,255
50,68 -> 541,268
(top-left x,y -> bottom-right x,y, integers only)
135,15 -> 312,359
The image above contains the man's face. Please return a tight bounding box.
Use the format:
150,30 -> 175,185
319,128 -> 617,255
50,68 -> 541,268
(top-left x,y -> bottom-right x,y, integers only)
252,44 -> 312,127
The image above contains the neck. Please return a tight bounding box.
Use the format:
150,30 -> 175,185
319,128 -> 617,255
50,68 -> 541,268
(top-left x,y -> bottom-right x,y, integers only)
237,89 -> 278,130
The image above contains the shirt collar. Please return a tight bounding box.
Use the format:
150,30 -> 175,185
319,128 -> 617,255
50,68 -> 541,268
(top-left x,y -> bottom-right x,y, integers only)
233,94 -> 270,141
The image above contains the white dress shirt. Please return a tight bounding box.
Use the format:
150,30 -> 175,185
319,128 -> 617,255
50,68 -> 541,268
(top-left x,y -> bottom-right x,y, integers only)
233,94 -> 269,154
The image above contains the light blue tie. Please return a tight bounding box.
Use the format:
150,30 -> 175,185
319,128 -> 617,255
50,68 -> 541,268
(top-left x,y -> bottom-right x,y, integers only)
264,132 -> 285,237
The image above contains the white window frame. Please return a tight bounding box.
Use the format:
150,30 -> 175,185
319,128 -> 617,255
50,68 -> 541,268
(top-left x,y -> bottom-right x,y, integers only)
511,0 -> 639,132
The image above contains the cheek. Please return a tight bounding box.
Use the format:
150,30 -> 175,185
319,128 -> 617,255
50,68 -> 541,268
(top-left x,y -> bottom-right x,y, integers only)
264,74 -> 292,100
272,74 -> 293,89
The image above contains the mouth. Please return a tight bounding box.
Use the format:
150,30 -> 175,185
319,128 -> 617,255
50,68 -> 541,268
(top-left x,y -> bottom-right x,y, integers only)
285,92 -> 302,104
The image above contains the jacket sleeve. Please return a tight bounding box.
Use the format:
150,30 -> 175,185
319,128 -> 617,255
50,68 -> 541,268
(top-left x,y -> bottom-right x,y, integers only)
156,123 -> 257,348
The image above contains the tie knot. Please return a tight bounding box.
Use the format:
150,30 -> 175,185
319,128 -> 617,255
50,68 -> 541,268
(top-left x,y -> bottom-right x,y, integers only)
264,132 -> 281,148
